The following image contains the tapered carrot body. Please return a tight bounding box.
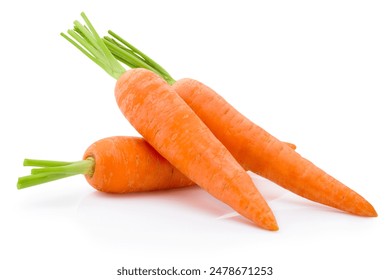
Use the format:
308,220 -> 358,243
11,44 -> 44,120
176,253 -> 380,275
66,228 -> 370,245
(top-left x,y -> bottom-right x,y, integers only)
84,136 -> 193,193
173,78 -> 377,217
115,68 -> 278,230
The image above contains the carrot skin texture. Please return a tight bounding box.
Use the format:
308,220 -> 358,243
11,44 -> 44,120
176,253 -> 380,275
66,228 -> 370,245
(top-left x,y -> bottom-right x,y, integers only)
83,136 -> 194,193
173,78 -> 377,217
114,68 -> 278,230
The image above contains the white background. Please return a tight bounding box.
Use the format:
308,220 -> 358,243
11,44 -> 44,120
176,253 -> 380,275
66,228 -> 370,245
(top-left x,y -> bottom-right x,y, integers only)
1,0 -> 389,279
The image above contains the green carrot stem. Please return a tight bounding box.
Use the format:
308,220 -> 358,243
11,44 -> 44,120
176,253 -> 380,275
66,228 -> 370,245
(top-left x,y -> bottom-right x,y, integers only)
23,159 -> 73,167
62,12 -> 177,86
103,38 -> 161,75
61,12 -> 126,80
106,30 -> 175,82
103,31 -> 176,85
17,173 -> 75,189
31,159 -> 92,175
17,158 -> 95,189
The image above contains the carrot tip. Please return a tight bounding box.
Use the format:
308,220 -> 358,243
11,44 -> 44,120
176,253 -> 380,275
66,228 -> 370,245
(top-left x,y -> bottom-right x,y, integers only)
366,207 -> 378,217
265,222 -> 279,231
357,199 -> 378,217
259,216 -> 279,231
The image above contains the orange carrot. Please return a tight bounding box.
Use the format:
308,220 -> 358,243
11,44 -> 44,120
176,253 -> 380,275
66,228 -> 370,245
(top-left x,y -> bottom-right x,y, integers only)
115,68 -> 278,229
173,79 -> 377,217
104,31 -> 377,218
17,136 -> 193,192
60,13 -> 278,230
85,136 -> 195,192
18,135 -> 296,192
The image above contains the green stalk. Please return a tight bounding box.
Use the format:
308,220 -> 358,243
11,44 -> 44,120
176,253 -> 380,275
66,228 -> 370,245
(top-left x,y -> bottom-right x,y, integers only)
61,12 -> 126,80
61,12 -> 176,85
106,30 -> 175,83
31,159 -> 92,175
17,158 -> 95,190
23,159 -> 73,167
60,11 -> 180,86
103,38 -> 161,76
103,31 -> 176,85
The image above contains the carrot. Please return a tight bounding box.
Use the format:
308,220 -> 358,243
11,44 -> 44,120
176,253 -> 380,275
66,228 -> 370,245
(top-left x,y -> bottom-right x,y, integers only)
18,135 -> 296,191
103,31 -> 377,217
17,136 -> 193,192
60,12 -> 278,230
173,80 -> 377,217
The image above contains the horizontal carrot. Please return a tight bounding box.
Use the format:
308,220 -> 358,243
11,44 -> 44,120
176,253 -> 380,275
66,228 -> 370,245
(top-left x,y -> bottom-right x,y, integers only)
104,31 -> 377,217
17,136 -> 194,192
18,135 -> 297,192
60,12 -> 278,230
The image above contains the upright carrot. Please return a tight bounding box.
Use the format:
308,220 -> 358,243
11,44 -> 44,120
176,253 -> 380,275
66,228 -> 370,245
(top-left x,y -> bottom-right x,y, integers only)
61,12 -> 278,230
104,31 -> 377,217
17,136 -> 194,192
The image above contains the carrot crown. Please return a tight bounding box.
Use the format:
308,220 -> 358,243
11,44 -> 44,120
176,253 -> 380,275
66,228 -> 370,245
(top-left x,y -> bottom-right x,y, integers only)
61,12 -> 126,80
102,31 -> 176,85
61,12 -> 175,84
17,158 -> 95,189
